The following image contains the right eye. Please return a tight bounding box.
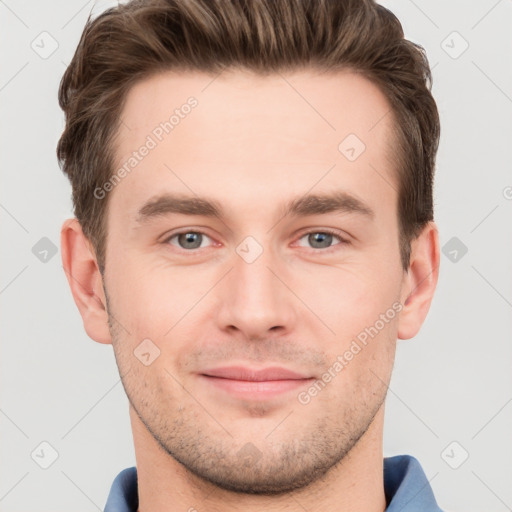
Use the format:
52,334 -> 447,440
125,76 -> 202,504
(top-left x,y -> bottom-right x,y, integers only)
164,230 -> 215,251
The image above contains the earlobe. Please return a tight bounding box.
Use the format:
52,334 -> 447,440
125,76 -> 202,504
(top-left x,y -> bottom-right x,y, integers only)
397,221 -> 440,340
60,218 -> 112,344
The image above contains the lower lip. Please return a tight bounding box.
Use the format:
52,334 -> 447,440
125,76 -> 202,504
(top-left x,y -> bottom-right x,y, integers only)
200,375 -> 314,400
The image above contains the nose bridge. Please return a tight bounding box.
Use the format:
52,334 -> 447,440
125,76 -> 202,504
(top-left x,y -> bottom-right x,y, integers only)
216,235 -> 296,336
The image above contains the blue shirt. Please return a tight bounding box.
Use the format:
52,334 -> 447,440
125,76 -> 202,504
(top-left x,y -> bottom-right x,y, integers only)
104,454 -> 444,511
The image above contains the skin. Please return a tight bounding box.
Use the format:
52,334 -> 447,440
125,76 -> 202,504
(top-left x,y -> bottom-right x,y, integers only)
61,68 -> 439,512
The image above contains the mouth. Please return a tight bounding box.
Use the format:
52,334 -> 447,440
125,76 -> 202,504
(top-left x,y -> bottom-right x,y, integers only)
198,366 -> 315,400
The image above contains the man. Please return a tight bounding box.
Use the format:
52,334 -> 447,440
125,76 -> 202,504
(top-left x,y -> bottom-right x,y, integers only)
57,0 -> 443,510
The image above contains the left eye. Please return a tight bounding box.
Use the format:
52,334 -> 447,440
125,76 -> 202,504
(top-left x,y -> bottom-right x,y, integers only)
297,230 -> 347,250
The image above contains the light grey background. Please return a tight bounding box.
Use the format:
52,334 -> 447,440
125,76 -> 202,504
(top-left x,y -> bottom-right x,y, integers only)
1,1 -> 511,511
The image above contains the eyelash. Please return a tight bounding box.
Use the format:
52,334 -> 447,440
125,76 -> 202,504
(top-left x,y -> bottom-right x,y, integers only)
162,228 -> 350,254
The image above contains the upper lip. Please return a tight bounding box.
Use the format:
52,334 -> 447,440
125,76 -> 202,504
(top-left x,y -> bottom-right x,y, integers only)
200,366 -> 311,381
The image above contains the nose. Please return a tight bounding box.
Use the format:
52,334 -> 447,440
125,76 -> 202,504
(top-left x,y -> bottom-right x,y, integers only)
215,241 -> 298,340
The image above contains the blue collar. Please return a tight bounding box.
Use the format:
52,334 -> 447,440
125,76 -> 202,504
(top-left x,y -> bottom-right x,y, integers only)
104,454 -> 443,511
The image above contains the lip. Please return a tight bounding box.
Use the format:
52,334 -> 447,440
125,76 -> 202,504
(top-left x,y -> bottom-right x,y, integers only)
199,366 -> 315,400
201,366 -> 310,381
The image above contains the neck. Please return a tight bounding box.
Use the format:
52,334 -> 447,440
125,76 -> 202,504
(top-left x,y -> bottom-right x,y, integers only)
130,405 -> 387,512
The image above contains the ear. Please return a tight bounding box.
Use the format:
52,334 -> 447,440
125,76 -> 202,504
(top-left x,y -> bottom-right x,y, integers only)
397,221 -> 440,340
60,218 -> 112,344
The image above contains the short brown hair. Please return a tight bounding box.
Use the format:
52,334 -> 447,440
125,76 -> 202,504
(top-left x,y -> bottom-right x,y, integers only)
57,0 -> 440,273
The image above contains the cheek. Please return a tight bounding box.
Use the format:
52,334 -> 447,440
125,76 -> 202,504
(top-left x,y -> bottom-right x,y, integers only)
293,261 -> 399,332
109,259 -> 206,337
298,263 -> 400,372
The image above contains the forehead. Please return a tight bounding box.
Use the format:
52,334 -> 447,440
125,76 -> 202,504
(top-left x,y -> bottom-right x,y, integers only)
111,68 -> 397,222
117,68 -> 394,155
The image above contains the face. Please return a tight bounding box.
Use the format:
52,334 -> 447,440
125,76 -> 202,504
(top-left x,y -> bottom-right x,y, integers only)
103,68 -> 405,494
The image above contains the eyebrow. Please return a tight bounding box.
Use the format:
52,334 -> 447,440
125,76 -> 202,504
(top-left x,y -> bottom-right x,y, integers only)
135,190 -> 375,224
